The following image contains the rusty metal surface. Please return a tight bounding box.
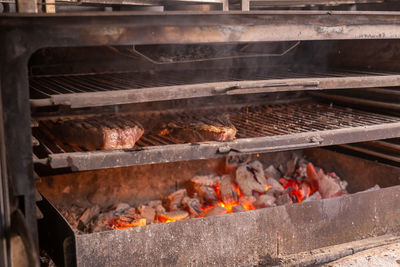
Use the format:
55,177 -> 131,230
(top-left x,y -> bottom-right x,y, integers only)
4,11 -> 400,50
56,185 -> 400,266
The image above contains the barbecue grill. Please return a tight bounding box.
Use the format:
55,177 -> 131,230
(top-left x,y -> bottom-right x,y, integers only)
1,8 -> 400,267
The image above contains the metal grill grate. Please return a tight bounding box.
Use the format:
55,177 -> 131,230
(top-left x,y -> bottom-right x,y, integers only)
29,68 -> 400,108
33,101 -> 400,155
30,68 -> 398,99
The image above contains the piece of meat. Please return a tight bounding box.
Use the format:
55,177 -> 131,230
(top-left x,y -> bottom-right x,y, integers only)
52,115 -> 144,150
158,114 -> 237,143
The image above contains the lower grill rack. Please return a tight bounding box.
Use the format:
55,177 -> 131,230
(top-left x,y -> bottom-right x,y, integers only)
32,101 -> 400,171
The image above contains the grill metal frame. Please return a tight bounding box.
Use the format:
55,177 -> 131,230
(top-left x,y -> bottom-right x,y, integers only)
2,11 -> 400,266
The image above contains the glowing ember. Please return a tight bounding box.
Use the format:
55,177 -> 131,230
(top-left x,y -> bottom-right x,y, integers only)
61,155 -> 348,234
159,128 -> 169,136
109,218 -> 146,229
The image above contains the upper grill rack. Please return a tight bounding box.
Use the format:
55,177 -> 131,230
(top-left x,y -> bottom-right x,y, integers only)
32,101 -> 400,171
29,68 -> 400,108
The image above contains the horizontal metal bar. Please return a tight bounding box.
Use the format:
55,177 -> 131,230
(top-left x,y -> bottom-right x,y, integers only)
363,88 -> 400,96
217,138 -> 322,154
339,144 -> 400,163
367,140 -> 400,151
46,122 -> 400,171
6,12 -> 400,52
310,92 -> 400,111
31,75 -> 400,108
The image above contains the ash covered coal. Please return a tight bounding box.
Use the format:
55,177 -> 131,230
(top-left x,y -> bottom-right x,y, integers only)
60,154 -> 351,234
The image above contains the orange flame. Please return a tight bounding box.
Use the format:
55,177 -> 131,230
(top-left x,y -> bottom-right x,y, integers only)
155,214 -> 179,223
109,218 -> 146,230
159,129 -> 169,136
279,178 -> 310,203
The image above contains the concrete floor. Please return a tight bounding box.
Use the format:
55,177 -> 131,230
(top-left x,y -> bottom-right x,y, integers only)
322,242 -> 400,267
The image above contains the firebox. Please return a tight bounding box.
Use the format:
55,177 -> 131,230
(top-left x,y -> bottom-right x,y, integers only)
1,11 -> 400,266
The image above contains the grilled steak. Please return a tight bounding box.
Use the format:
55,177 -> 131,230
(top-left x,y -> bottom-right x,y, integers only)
52,115 -> 144,150
158,114 -> 237,142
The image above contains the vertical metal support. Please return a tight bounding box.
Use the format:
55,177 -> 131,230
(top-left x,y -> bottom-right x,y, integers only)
0,110 -> 11,267
16,0 -> 37,13
241,0 -> 249,11
45,0 -> 55,13
221,0 -> 229,11
0,34 -> 39,265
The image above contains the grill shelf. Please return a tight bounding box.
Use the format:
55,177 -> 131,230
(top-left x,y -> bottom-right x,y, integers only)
32,101 -> 400,171
29,68 -> 400,108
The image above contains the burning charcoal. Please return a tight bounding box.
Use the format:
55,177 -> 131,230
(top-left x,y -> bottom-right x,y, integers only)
182,197 -> 204,217
303,192 -> 322,202
296,164 -> 307,179
156,210 -> 189,222
276,193 -> 293,206
168,189 -> 187,211
266,177 -> 284,193
219,175 -> 238,205
131,218 -> 147,227
306,163 -> 345,199
238,196 -> 256,209
264,165 -> 281,181
191,184 -> 218,205
78,205 -> 100,225
278,164 -> 286,176
148,200 -> 162,208
248,161 -> 268,185
191,175 -> 221,187
113,203 -> 130,214
205,206 -> 227,217
327,172 -> 348,191
137,205 -> 156,223
285,155 -> 298,176
225,154 -> 251,172
233,205 -> 246,213
236,165 -> 267,196
61,209 -> 80,229
146,200 -> 166,214
300,182 -> 311,200
109,217 -> 146,230
123,207 -> 138,217
90,211 -> 117,233
306,162 -> 321,192
255,194 -> 276,208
